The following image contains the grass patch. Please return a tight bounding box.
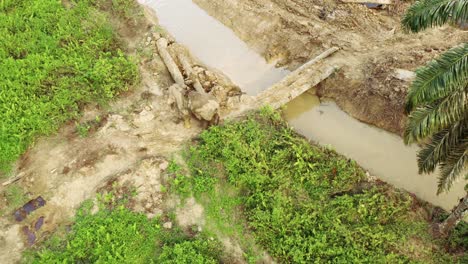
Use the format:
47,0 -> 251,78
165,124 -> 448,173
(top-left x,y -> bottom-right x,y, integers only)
0,0 -> 139,174
27,196 -> 224,263
178,108 -> 462,263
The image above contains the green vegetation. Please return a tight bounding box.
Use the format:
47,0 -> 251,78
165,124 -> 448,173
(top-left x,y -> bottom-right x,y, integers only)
402,0 -> 467,33
32,202 -> 160,263
157,239 -> 221,264
402,0 -> 467,235
177,109 -> 462,263
0,0 -> 138,174
28,197 -> 223,263
25,111 -> 466,263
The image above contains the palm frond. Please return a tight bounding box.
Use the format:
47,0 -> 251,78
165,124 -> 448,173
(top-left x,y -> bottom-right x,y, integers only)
404,88 -> 467,143
405,43 -> 468,113
402,0 -> 468,33
417,118 -> 467,174
437,141 -> 468,194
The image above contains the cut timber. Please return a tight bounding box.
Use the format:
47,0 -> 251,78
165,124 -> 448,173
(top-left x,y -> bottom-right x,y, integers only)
156,38 -> 186,87
341,0 -> 392,4
255,66 -> 338,109
177,52 -> 207,94
254,47 -> 340,109
226,47 -> 340,118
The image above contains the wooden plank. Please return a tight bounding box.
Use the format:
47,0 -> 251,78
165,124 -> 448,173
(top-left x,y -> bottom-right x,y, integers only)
225,47 -> 340,118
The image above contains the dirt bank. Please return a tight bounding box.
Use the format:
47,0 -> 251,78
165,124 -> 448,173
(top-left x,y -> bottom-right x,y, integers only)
194,0 -> 468,135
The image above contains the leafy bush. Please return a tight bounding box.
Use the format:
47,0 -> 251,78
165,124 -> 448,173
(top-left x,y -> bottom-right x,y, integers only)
0,185 -> 28,216
0,0 -> 138,173
32,203 -> 160,263
186,109 -> 457,263
30,200 -> 224,263
447,219 -> 468,252
157,239 -> 221,264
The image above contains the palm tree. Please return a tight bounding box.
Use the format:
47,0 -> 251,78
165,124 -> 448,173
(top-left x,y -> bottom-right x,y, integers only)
402,0 -> 467,236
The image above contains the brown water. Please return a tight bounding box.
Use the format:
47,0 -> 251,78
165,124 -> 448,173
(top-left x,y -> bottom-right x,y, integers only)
140,0 -> 465,210
284,93 -> 465,210
140,0 -> 289,95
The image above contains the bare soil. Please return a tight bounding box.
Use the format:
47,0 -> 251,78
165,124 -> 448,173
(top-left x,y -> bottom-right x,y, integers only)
194,0 -> 468,135
0,5 -> 240,262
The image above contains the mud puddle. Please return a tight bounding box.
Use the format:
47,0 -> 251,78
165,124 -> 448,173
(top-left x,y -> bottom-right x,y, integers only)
140,0 -> 289,95
141,0 -> 464,210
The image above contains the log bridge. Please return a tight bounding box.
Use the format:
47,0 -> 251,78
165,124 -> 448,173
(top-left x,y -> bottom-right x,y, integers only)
226,47 -> 341,118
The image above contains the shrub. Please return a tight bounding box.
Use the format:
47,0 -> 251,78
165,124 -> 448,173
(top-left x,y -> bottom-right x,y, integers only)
32,204 -> 160,263
157,239 -> 221,264
29,199 -> 223,263
186,110 -> 458,263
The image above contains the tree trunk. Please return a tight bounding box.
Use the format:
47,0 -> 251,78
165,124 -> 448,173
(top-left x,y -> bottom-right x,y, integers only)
156,38 -> 186,87
177,52 -> 207,95
435,194 -> 468,236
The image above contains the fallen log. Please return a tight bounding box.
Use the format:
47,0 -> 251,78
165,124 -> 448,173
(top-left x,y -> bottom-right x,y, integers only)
255,65 -> 339,109
254,47 -> 340,109
177,52 -> 207,95
266,47 -> 340,92
156,38 -> 186,87
341,0 -> 392,4
225,47 -> 340,118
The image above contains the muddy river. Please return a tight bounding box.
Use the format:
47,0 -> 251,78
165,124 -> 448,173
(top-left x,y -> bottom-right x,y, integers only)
140,0 -> 465,210
143,0 -> 289,95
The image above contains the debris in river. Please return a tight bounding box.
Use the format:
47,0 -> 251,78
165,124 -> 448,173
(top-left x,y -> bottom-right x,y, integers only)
13,196 -> 46,222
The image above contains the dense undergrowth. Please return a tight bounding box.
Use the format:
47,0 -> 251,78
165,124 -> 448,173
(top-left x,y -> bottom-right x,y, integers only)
25,110 -> 466,263
27,196 -> 223,263
178,108 -> 464,263
0,0 -> 138,174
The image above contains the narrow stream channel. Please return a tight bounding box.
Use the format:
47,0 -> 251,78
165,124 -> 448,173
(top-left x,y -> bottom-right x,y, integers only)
140,0 -> 465,210
142,0 -> 289,95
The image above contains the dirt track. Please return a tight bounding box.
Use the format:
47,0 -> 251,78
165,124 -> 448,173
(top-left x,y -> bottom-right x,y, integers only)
194,0 -> 468,135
